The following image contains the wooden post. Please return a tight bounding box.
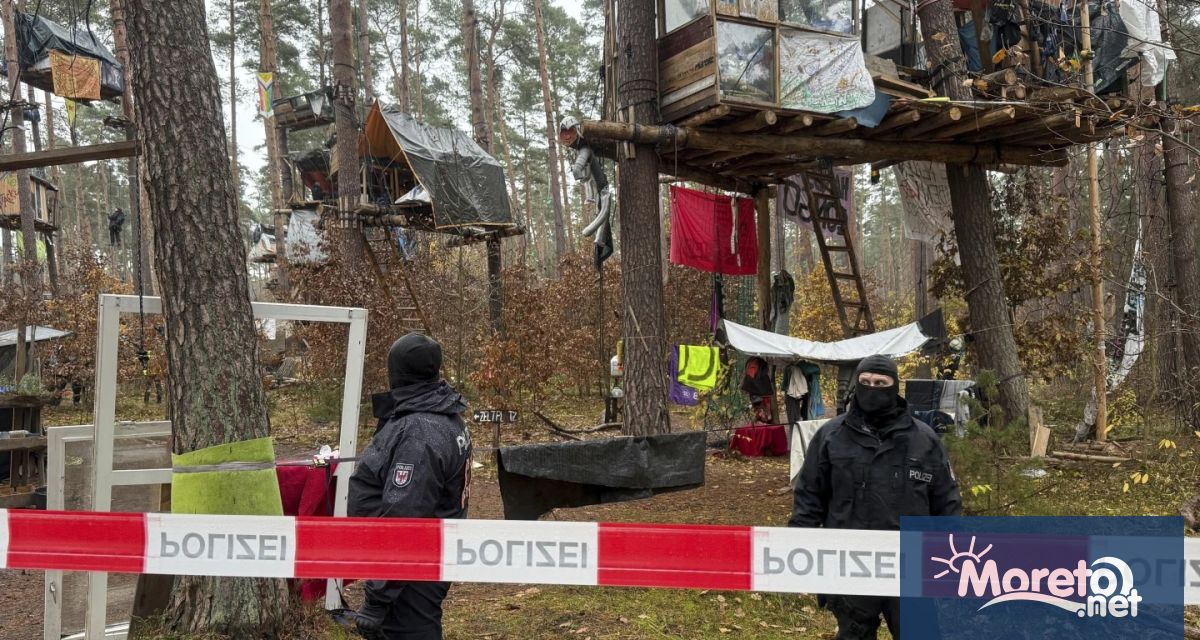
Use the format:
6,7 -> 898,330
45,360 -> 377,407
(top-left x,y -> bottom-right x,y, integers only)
756,188 -> 771,330
1078,0 -> 1107,441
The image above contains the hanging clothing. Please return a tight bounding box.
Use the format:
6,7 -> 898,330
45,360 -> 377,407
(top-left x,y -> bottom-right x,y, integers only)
741,357 -> 775,398
784,364 -> 809,398
669,186 -> 758,276
770,270 -> 795,335
668,347 -> 701,406
678,345 -> 720,392
800,362 -> 824,419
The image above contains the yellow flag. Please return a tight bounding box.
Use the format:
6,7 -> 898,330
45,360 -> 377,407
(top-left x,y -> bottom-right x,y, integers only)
65,98 -> 77,128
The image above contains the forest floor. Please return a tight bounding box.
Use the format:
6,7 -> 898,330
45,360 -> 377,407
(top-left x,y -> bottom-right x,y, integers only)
1,386 -> 1198,639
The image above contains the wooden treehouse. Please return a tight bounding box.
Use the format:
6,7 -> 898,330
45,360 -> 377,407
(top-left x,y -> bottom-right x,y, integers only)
583,0 -> 1164,337
272,96 -> 523,334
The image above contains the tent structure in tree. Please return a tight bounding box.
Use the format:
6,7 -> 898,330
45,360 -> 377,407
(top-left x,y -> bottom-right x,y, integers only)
0,12 -> 124,100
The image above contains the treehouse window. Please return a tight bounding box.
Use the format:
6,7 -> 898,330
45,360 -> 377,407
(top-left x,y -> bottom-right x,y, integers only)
716,20 -> 776,103
664,0 -> 710,33
780,0 -> 854,34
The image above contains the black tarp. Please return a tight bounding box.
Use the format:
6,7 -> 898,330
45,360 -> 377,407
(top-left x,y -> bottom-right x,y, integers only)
2,12 -> 124,98
497,432 -> 707,520
373,106 -> 513,229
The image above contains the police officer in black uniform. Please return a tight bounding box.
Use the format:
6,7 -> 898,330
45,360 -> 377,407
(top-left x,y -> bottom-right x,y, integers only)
789,354 -> 961,639
349,334 -> 473,640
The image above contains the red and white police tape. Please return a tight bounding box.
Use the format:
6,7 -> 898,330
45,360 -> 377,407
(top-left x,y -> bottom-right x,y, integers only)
2,510 -> 1199,602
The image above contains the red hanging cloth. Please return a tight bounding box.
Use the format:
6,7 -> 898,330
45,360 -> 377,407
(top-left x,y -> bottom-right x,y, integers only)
669,185 -> 758,276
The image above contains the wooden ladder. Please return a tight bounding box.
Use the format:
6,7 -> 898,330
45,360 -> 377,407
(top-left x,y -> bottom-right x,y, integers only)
800,168 -> 875,338
362,227 -> 433,337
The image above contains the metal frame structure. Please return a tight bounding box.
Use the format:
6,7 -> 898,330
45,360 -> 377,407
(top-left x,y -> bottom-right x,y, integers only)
81,295 -> 368,638
44,421 -> 171,640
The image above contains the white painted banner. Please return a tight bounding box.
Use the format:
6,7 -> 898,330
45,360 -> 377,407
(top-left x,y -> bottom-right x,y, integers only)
144,513 -> 297,578
442,520 -> 599,585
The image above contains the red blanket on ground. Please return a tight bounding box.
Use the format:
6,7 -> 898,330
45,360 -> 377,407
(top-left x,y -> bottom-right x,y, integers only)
669,185 -> 758,275
731,424 -> 789,457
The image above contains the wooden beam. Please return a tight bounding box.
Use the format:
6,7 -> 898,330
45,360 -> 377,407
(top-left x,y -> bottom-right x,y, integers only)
445,225 -> 527,247
811,117 -> 858,136
899,107 -> 963,139
0,140 -> 139,171
961,111 -> 1077,143
669,162 -> 753,193
579,119 -> 1068,166
780,114 -> 815,133
678,105 -> 731,129
866,109 -> 921,137
728,110 -> 778,133
929,106 -> 1016,140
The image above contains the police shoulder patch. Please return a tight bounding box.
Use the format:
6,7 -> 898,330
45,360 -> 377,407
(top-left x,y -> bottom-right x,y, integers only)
393,462 -> 415,488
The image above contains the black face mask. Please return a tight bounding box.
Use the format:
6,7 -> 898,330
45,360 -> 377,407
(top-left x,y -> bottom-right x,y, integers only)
856,385 -> 898,416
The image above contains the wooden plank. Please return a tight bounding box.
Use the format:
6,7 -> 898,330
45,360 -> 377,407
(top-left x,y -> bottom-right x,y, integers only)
661,85 -> 719,122
0,435 -> 47,453
871,73 -> 934,98
741,0 -> 777,22
960,111 -> 1077,143
659,38 -> 717,95
0,140 -> 139,171
716,0 -> 739,16
0,493 -> 35,509
658,16 -> 713,58
1029,406 -> 1051,457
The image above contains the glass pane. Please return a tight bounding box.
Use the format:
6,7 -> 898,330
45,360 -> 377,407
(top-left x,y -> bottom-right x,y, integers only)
780,0 -> 854,34
716,21 -> 776,103
665,0 -> 709,33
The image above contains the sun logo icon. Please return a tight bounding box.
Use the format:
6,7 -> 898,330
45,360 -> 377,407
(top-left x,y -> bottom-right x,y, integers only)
931,534 -> 993,580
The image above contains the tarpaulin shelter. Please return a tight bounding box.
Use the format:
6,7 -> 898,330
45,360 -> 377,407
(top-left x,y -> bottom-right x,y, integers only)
1,12 -> 124,100
721,318 -> 932,363
359,103 -> 514,230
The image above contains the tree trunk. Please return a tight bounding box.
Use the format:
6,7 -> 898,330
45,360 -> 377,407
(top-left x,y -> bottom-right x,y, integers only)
1156,5 -> 1200,390
259,0 -> 289,296
616,0 -> 669,436
317,0 -> 327,86
915,0 -> 1028,422
70,125 -> 90,246
26,85 -> 40,152
461,0 -> 503,330
110,0 -> 155,294
45,91 -> 58,184
330,0 -> 364,258
413,0 -> 424,119
558,149 -> 573,247
2,0 -> 38,284
532,0 -> 566,263
123,0 -> 289,634
228,0 -> 241,208
357,0 -> 373,104
398,0 -> 411,111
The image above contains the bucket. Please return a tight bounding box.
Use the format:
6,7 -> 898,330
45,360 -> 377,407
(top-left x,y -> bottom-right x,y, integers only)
33,485 -> 47,510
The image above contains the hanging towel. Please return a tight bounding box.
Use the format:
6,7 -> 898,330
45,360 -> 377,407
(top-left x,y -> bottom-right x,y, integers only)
784,364 -> 809,398
678,345 -> 720,392
669,347 -> 701,406
669,186 -> 758,276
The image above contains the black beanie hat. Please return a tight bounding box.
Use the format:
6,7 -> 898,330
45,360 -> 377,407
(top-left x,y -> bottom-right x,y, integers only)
854,354 -> 899,385
387,333 -> 443,388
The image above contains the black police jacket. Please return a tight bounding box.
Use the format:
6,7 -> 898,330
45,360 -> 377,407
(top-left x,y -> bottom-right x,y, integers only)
349,380 -> 472,520
788,399 -> 962,530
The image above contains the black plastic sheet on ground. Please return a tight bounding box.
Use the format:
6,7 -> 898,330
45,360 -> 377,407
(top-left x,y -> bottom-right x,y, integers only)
497,432 -> 707,520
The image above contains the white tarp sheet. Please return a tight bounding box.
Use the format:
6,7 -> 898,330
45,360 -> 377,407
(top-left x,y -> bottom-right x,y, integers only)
894,161 -> 953,244
723,319 -> 931,363
286,209 -> 328,265
1119,0 -> 1176,87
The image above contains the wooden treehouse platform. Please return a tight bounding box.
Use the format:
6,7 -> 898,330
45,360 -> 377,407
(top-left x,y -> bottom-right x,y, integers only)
583,81 -> 1154,190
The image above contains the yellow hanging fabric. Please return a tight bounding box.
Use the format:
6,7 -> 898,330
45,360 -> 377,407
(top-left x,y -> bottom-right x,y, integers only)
50,50 -> 101,101
677,345 -> 720,391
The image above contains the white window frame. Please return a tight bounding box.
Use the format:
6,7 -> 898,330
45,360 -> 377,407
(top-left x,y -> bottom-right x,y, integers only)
44,421 -> 171,640
80,294 -> 368,639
